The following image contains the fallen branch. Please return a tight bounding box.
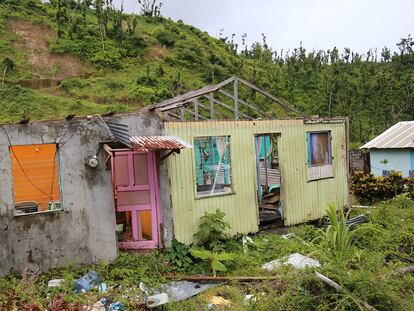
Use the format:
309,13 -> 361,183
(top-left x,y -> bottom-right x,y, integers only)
315,272 -> 378,311
167,276 -> 280,282
390,265 -> 414,277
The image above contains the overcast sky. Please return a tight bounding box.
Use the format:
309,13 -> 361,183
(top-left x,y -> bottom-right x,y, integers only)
115,0 -> 413,54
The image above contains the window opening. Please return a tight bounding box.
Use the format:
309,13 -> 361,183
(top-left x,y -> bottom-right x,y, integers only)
307,131 -> 332,166
306,131 -> 334,181
11,144 -> 62,215
194,136 -> 232,197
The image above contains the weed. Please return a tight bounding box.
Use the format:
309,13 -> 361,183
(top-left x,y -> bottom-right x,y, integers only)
193,209 -> 231,250
189,248 -> 236,277
164,239 -> 193,271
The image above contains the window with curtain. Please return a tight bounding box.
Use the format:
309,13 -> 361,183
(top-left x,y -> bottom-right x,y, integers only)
10,144 -> 62,215
194,136 -> 232,197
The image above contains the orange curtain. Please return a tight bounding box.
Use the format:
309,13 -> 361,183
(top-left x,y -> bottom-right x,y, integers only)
11,144 -> 60,211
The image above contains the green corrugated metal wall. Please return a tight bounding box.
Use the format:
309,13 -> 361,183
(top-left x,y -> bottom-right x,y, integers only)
166,119 -> 349,244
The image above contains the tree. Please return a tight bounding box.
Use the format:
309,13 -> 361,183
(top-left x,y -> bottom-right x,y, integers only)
137,0 -> 163,17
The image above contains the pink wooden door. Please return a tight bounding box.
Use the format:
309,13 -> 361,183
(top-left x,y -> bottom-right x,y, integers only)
112,151 -> 160,249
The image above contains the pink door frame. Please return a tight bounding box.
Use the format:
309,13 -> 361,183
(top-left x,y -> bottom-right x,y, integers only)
111,150 -> 162,249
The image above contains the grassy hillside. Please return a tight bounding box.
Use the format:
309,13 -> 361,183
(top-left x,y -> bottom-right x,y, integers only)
0,0 -> 413,145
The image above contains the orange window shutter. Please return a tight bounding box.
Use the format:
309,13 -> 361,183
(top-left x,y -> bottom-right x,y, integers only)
11,144 -> 60,212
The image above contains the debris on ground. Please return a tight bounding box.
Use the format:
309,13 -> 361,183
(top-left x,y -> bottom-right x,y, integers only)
207,295 -> 231,309
73,271 -> 102,293
262,253 -> 321,271
47,279 -> 64,287
161,280 -> 219,302
139,282 -> 169,309
108,302 -> 124,311
323,213 -> 369,229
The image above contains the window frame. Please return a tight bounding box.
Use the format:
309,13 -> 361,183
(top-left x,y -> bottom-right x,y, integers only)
193,135 -> 234,199
306,131 -> 333,167
10,143 -> 64,217
306,130 -> 334,181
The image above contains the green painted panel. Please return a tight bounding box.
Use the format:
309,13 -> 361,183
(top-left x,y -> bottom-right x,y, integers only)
166,119 -> 349,244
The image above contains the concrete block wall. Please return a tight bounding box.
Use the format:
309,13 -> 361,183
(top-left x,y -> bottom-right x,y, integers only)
0,111 -> 168,276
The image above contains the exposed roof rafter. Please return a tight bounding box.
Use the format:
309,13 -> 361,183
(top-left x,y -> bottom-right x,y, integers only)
147,76 -> 306,121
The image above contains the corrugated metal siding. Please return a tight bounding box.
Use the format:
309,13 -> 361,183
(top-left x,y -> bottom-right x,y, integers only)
166,120 -> 348,244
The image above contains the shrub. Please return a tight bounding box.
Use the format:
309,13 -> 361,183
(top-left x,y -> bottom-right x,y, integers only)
193,209 -> 230,250
189,248 -> 235,277
351,171 -> 411,204
105,78 -> 124,90
155,30 -> 177,48
90,49 -> 122,70
164,239 -> 193,271
128,85 -> 169,104
60,78 -> 89,91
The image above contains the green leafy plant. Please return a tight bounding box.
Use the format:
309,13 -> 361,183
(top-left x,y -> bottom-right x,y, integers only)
189,248 -> 236,277
351,171 -> 410,204
193,209 -> 231,250
164,239 -> 193,271
314,203 -> 378,265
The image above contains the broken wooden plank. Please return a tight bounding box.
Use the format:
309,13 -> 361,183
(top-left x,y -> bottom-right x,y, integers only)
315,272 -> 378,311
234,78 -> 239,120
168,276 -> 281,282
237,77 -> 306,117
193,100 -> 199,121
202,95 -> 252,120
219,89 -> 273,118
183,107 -> 208,120
152,76 -> 236,112
197,101 -> 226,118
209,92 -> 215,119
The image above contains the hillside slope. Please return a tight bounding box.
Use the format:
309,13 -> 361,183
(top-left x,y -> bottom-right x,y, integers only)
0,0 -> 413,145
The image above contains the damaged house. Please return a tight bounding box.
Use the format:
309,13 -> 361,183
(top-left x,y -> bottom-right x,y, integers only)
0,77 -> 349,275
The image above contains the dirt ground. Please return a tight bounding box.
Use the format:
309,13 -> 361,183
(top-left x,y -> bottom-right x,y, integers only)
7,20 -> 92,80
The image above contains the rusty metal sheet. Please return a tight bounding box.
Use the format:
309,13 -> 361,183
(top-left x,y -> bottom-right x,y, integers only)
130,136 -> 192,152
361,121 -> 414,149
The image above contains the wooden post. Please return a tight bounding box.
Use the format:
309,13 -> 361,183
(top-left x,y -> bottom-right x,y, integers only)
194,100 -> 199,121
209,92 -> 215,120
234,78 -> 239,120
179,107 -> 185,121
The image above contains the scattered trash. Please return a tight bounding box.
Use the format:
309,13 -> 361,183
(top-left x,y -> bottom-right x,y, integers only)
244,294 -> 256,304
161,280 -> 219,302
73,270 -> 102,293
281,233 -> 309,245
99,282 -> 108,292
242,236 -> 255,253
108,302 -> 124,311
262,253 -> 321,271
259,210 -> 281,225
139,282 -> 169,309
48,279 -> 64,287
208,295 -> 231,305
92,300 -> 106,311
323,213 -> 369,229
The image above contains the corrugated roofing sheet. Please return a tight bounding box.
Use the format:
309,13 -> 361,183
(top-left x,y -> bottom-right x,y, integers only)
130,136 -> 192,152
361,121 -> 414,149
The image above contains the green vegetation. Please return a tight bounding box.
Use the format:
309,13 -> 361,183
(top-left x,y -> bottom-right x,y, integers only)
0,0 -> 412,145
0,85 -> 129,123
1,200 -> 413,310
351,171 -> 414,204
